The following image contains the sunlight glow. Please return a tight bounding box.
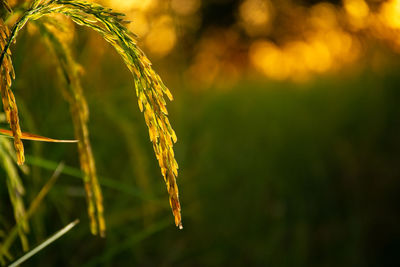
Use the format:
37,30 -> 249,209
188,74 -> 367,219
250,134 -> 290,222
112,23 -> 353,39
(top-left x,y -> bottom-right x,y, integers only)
90,0 -> 400,84
239,0 -> 274,36
344,0 -> 369,29
344,0 -> 369,19
380,0 -> 400,29
145,16 -> 176,56
106,0 -> 156,11
171,0 -> 201,16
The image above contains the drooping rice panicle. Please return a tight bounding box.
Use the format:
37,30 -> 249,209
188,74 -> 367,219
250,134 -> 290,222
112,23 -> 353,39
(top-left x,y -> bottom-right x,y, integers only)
0,19 -> 24,165
36,18 -> 105,236
0,0 -> 182,229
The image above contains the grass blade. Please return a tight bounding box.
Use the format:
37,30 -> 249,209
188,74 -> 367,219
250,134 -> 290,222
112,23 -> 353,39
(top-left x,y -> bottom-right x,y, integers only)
0,162 -> 64,263
8,219 -> 79,267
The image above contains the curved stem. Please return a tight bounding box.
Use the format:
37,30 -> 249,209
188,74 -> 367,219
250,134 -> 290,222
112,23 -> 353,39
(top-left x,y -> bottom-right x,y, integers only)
0,14 -> 26,67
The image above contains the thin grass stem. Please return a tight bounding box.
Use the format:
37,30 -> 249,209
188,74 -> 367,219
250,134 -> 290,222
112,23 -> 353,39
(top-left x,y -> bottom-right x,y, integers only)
8,219 -> 79,267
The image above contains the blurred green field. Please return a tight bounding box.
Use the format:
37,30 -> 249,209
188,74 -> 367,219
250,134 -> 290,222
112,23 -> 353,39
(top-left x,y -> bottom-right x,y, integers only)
1,27 -> 400,265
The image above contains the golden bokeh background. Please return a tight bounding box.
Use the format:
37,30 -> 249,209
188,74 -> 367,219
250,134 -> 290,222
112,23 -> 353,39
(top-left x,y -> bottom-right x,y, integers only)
83,0 -> 400,84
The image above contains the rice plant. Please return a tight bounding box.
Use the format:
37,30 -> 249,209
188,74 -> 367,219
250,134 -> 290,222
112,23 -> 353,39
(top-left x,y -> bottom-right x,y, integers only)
0,0 -> 182,257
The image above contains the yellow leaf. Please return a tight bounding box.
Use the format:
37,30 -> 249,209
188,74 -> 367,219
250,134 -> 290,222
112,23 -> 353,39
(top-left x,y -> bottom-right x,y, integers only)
0,129 -> 79,143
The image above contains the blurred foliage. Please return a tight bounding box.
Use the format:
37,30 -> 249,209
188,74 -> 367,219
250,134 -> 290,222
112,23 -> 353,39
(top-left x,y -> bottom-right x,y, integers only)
1,0 -> 400,266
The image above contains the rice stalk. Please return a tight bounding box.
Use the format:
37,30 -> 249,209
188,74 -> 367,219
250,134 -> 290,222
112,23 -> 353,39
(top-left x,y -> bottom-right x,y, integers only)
0,162 -> 64,265
36,17 -> 105,236
0,0 -> 182,230
0,111 -> 29,255
0,138 -> 29,254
